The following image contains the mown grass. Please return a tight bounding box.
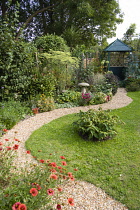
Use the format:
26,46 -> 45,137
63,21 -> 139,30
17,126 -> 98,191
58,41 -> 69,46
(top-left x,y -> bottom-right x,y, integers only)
26,91 -> 140,210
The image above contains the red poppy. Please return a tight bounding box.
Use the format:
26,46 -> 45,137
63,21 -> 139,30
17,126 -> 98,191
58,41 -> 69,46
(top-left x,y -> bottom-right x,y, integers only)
50,174 -> 58,180
70,176 -> 75,181
14,139 -> 20,142
26,150 -> 30,154
5,139 -> 9,141
56,204 -> 62,210
68,198 -> 74,206
39,159 -> 45,163
57,166 -> 62,170
36,184 -> 41,190
47,188 -> 54,196
13,144 -> 19,150
60,156 -> 66,159
6,146 -> 12,150
57,187 -> 62,192
18,204 -> 27,210
30,188 -> 38,196
50,162 -> 57,167
50,168 -> 57,173
68,172 -> 73,177
12,202 -> 21,210
0,142 -> 3,146
3,129 -> 8,132
74,168 -> 78,171
61,161 -> 67,166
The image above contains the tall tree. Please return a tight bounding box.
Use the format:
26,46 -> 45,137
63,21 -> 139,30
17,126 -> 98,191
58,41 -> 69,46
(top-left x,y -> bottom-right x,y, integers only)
0,0 -> 123,46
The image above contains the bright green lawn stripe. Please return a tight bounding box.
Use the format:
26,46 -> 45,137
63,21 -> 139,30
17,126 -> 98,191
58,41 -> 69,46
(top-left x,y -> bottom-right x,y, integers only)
26,91 -> 140,210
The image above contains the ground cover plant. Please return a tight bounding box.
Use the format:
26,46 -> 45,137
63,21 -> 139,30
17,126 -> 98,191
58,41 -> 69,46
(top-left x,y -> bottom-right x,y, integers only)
0,100 -> 31,136
26,91 -> 140,210
0,136 -> 76,209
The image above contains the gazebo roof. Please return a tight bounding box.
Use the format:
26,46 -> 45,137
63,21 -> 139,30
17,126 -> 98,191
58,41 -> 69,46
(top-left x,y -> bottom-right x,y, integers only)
104,38 -> 132,52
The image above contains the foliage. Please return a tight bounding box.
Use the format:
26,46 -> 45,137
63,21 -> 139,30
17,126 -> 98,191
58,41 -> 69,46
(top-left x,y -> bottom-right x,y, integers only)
35,34 -> 70,53
124,78 -> 140,92
0,37 -> 38,100
37,95 -> 55,112
0,139 -> 76,209
56,90 -> 81,104
0,100 -> 31,134
1,0 -> 123,46
104,71 -> 119,95
40,50 -> 79,92
73,109 -> 122,141
89,92 -> 111,105
31,71 -> 56,98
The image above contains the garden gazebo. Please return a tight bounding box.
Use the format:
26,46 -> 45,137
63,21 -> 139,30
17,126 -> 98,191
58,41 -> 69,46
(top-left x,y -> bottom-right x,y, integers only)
104,39 -> 132,80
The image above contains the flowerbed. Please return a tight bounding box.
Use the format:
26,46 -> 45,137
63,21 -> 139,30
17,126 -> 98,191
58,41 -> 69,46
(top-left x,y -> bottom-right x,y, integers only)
0,131 -> 77,210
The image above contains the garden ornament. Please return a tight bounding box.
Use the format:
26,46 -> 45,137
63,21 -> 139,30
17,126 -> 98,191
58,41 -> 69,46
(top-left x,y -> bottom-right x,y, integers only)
78,82 -> 89,94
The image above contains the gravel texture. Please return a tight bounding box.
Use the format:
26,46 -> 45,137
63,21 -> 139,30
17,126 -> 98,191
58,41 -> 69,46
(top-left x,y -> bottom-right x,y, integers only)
1,88 -> 132,210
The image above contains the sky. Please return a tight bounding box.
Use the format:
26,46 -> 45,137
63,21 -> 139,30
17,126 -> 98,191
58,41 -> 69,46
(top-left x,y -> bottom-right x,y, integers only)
108,0 -> 140,43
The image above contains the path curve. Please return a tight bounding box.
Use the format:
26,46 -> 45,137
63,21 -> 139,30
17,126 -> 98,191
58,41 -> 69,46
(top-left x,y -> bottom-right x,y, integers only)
1,88 -> 132,210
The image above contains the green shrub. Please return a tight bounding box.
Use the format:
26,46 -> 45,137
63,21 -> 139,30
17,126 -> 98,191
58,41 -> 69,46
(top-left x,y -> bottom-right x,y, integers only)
37,95 -> 55,112
73,109 -> 122,141
125,78 -> 140,92
104,71 -> 119,95
0,101 -> 31,133
89,92 -> 107,105
56,90 -> 81,104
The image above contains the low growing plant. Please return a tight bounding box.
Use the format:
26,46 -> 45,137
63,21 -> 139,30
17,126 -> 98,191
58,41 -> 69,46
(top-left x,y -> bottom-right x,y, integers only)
0,137 -> 76,210
73,108 -> 123,141
37,94 -> 55,112
56,90 -> 81,105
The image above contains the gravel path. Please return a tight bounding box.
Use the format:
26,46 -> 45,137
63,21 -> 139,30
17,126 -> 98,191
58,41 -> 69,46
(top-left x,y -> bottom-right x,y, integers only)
1,88 -> 132,210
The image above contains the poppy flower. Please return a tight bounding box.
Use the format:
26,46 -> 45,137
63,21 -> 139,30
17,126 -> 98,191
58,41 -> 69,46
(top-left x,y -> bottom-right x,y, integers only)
12,202 -> 21,210
50,168 -> 57,173
68,198 -> 74,206
26,150 -> 30,154
5,139 -> 9,141
36,184 -> 41,190
57,187 -> 62,192
50,162 -> 57,167
0,142 -> 3,146
61,161 -> 67,166
68,172 -> 73,177
30,188 -> 38,196
50,174 -> 58,180
18,204 -> 27,210
3,129 -> 8,132
39,159 -> 45,163
6,146 -> 12,150
56,204 -> 62,210
13,144 -> 19,150
74,168 -> 78,171
47,188 -> 54,196
60,156 -> 66,159
57,166 -> 62,170
14,139 -> 20,142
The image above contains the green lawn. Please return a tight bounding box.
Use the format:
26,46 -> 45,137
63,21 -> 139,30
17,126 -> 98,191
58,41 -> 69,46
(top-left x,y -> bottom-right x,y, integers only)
26,91 -> 140,210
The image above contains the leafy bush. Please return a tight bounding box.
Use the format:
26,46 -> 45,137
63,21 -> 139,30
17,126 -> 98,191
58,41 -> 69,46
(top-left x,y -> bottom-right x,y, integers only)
37,95 -> 55,112
104,71 -> 119,95
0,101 -> 31,133
89,92 -> 107,105
35,34 -> 70,53
73,109 -> 122,141
56,90 -> 81,104
125,77 -> 140,92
